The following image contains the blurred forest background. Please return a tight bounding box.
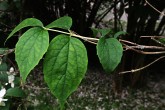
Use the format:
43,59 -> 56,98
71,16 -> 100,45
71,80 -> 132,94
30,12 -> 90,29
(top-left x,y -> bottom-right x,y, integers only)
0,0 -> 165,109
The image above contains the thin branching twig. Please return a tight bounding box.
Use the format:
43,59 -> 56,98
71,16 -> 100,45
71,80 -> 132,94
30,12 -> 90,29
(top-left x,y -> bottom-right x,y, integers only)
120,39 -> 165,50
119,56 -> 165,74
145,0 -> 165,16
141,36 -> 165,38
123,44 -> 165,54
151,38 -> 165,47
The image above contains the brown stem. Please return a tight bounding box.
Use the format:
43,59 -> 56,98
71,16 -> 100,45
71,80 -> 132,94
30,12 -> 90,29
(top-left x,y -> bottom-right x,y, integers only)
119,56 -> 165,74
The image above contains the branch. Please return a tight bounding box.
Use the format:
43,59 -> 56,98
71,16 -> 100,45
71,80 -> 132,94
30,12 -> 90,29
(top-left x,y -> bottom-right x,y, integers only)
119,55 -> 165,74
123,45 -> 165,50
44,27 -> 165,54
43,27 -> 99,44
151,38 -> 165,47
145,0 -> 165,16
0,49 -> 15,57
141,36 -> 165,38
123,44 -> 165,54
140,36 -> 165,47
119,39 -> 139,46
0,22 -> 12,28
120,39 -> 165,50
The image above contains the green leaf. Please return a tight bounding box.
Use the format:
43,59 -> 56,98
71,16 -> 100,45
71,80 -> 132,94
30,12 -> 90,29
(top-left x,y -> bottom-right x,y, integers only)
15,27 -> 49,82
0,102 -> 10,110
91,28 -> 112,37
158,38 -> 165,44
0,62 -> 8,71
91,28 -> 99,37
45,16 -> 72,29
0,1 -> 9,10
6,87 -> 26,97
14,77 -> 21,87
99,29 -> 112,37
114,31 -> 127,38
97,37 -> 123,73
0,48 -> 8,54
6,18 -> 43,42
43,34 -> 88,108
0,72 -> 8,82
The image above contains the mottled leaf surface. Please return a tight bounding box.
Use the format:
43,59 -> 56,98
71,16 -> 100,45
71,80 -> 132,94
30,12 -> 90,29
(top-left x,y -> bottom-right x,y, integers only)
97,37 -> 123,73
15,27 -> 49,82
43,34 -> 88,107
6,18 -> 43,42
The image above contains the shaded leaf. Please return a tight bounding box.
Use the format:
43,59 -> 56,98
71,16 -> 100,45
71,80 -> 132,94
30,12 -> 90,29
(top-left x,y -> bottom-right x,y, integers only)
46,16 -> 72,30
158,38 -> 165,44
0,63 -> 8,71
99,28 -> 112,37
91,28 -> 112,38
0,72 -> 8,82
43,34 -> 88,108
0,48 -> 8,54
6,18 -> 43,42
114,31 -> 127,38
0,1 -> 9,10
97,37 -> 123,73
0,102 -> 10,110
15,27 -> 49,82
13,77 -> 21,87
6,87 -> 26,97
91,28 -> 99,38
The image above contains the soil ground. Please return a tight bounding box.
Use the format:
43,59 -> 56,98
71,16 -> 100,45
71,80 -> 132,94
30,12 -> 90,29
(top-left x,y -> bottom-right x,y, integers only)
25,66 -> 165,110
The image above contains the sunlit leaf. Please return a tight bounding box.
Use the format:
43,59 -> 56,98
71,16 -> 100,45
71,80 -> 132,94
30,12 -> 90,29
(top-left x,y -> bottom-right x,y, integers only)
15,27 -> 49,82
43,34 -> 88,108
6,18 -> 43,42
